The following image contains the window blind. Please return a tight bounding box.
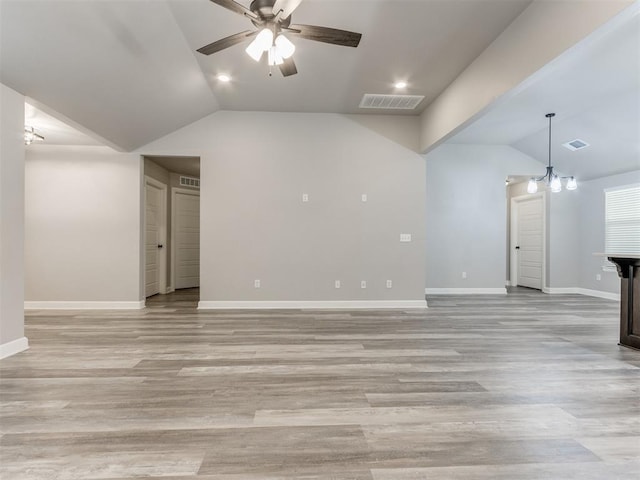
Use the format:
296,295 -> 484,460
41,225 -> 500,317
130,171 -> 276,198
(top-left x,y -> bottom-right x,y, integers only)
605,184 -> 640,255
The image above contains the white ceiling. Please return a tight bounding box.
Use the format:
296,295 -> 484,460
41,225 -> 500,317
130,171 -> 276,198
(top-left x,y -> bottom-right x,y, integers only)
0,0 -> 530,151
450,10 -> 640,181
146,156 -> 201,177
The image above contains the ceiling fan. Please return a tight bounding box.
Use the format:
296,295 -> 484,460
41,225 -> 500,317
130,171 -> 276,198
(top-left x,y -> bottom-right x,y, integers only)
197,0 -> 362,77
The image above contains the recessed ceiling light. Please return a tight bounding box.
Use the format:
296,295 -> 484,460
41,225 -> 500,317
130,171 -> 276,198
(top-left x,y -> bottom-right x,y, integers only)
394,81 -> 407,89
217,74 -> 231,83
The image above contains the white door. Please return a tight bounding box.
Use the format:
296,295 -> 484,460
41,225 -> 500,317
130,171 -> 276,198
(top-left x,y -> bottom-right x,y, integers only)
145,183 -> 162,297
515,196 -> 543,290
174,190 -> 200,289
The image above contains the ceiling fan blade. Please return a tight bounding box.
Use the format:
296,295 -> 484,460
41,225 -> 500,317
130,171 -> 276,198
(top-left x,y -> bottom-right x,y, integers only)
286,24 -> 362,47
208,0 -> 258,20
273,0 -> 304,20
279,57 -> 298,77
197,30 -> 257,55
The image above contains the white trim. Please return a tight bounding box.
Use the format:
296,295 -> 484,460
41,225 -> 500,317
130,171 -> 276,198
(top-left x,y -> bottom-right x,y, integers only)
0,337 -> 29,359
171,187 -> 200,291
542,287 -> 577,295
24,301 -> 144,310
198,300 -> 428,310
425,288 -> 507,295
543,287 -> 620,301
144,176 -> 168,297
577,288 -> 620,301
510,192 -> 546,291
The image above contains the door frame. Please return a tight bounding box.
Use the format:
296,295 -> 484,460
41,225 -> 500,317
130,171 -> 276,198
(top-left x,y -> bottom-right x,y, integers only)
171,187 -> 200,291
510,192 -> 546,291
144,176 -> 168,296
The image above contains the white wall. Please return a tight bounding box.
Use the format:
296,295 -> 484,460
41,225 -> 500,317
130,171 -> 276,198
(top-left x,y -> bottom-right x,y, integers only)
140,111 -> 427,308
425,144 -> 544,292
25,146 -> 143,308
578,170 -> 640,295
0,84 -> 27,358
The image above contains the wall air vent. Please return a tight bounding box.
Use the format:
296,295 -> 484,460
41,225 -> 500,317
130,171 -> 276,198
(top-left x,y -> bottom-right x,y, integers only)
180,176 -> 200,188
359,94 -> 425,110
563,139 -> 590,151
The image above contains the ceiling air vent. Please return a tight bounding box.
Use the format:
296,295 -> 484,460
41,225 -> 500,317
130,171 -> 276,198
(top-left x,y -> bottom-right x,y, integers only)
359,94 -> 425,110
180,176 -> 200,188
563,139 -> 590,151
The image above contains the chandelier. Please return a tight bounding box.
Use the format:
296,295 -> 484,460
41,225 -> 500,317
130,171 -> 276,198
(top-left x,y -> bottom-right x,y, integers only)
24,126 -> 44,145
527,113 -> 577,193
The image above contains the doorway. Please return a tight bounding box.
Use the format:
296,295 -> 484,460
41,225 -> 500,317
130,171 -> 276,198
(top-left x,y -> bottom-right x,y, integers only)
510,192 -> 546,290
142,156 -> 200,303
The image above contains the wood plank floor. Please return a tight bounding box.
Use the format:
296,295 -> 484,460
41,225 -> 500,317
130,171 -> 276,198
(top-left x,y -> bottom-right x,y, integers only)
1,288 -> 639,479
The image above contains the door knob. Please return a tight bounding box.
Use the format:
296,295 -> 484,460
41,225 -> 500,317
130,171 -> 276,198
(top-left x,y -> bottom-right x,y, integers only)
515,246 -> 520,250
157,244 -> 164,249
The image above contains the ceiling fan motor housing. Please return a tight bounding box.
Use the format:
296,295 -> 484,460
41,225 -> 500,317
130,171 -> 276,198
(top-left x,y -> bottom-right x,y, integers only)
249,0 -> 292,28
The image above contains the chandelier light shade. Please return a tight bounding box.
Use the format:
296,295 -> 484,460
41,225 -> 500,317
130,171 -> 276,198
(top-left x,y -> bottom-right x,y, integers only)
24,126 -> 44,145
527,113 -> 577,194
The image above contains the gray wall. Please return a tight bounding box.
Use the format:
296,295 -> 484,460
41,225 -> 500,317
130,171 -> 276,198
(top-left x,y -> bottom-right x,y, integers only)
425,144 -> 544,290
140,111 -> 426,304
0,84 -> 26,353
578,170 -> 640,294
547,187 -> 580,288
25,146 -> 142,303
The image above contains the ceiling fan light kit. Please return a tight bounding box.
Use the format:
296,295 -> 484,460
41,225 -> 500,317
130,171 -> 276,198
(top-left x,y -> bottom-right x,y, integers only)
24,126 -> 44,145
198,0 -> 362,77
527,113 -> 577,194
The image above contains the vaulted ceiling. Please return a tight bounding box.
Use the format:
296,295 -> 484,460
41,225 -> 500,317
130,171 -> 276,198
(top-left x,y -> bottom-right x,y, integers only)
2,0 -> 638,182
1,0 -> 530,151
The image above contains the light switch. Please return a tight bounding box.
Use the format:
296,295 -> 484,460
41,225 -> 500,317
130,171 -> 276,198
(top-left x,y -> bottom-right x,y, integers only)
335,280 -> 341,289
400,234 -> 412,242
302,193 -> 309,202
386,280 -> 393,289
361,194 -> 368,202
361,280 -> 367,289
254,279 -> 261,288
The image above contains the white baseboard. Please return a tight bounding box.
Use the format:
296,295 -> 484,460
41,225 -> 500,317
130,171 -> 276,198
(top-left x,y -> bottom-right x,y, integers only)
543,287 -> 620,301
198,300 -> 428,310
425,288 -> 507,295
578,288 -> 620,301
542,287 -> 577,295
24,301 -> 145,310
0,337 -> 29,359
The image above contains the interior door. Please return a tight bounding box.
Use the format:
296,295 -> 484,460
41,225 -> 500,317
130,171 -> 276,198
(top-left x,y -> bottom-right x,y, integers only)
145,183 -> 162,297
516,196 -> 543,290
174,190 -> 200,289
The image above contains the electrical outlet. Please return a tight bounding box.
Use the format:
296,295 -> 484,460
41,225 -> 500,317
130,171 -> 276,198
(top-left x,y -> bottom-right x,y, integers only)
386,280 -> 393,289
254,279 -> 261,288
462,272 -> 467,279
400,233 -> 412,242
361,194 -> 368,202
596,274 -> 602,281
335,280 -> 341,289
361,280 -> 367,289
302,193 -> 309,203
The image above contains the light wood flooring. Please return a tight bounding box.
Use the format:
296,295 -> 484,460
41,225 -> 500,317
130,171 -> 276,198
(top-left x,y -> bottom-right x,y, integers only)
1,288 -> 639,479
